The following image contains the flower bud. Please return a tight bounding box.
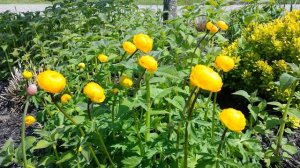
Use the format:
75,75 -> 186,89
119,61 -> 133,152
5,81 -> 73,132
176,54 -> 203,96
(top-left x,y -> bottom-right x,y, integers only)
25,115 -> 36,127
61,94 -> 72,103
22,70 -> 33,80
98,54 -> 108,63
138,55 -> 158,73
123,41 -> 137,54
120,76 -> 133,88
216,21 -> 229,31
215,55 -> 235,72
219,108 -> 246,132
78,63 -> 85,69
27,84 -> 37,95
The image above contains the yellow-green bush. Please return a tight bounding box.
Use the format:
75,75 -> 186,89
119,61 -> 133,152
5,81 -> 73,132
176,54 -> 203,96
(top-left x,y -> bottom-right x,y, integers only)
222,10 -> 300,101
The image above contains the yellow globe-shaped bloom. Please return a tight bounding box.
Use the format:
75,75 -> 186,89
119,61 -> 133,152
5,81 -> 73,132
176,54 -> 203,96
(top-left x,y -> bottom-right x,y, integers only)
219,108 -> 246,132
25,115 -> 36,127
120,76 -> 133,88
216,21 -> 229,31
22,70 -> 33,80
83,82 -> 106,103
190,65 -> 223,92
78,63 -> 85,69
215,55 -> 235,72
61,94 -> 72,103
206,22 -> 214,30
37,70 -> 66,94
98,54 -> 108,63
123,41 -> 137,54
138,55 -> 158,73
133,33 -> 153,54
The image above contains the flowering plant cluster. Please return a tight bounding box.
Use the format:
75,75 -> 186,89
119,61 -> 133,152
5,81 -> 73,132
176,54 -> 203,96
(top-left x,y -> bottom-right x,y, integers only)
0,1 -> 299,168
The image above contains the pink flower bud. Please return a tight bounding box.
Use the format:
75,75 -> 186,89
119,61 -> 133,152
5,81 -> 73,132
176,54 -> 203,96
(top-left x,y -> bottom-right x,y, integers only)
27,84 -> 37,95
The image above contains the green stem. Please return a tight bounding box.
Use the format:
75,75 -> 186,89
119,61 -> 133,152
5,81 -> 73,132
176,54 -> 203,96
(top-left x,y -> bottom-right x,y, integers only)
95,131 -> 116,168
183,89 -> 201,168
145,73 -> 151,142
204,92 -> 213,120
50,95 -> 101,168
216,128 -> 228,168
112,96 -> 117,141
133,111 -> 145,156
183,121 -> 189,168
211,92 -> 218,144
189,31 -> 209,72
4,50 -> 12,74
87,101 -> 93,120
21,96 -> 30,168
133,69 -> 146,96
176,123 -> 181,168
53,144 -> 63,168
275,82 -> 297,156
87,101 -> 116,167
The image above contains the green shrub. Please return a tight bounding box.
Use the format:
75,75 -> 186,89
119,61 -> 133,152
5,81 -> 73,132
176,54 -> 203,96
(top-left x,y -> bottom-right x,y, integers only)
222,10 -> 300,101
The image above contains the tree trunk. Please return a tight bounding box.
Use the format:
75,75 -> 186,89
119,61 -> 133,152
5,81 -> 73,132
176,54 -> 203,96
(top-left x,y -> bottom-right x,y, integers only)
163,0 -> 177,21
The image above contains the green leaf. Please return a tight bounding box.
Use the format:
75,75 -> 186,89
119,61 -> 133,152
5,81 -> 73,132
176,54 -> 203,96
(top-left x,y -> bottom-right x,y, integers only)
165,98 -> 183,111
32,140 -> 53,151
267,102 -> 283,108
56,151 -> 75,164
266,118 -> 282,129
38,156 -> 55,166
279,73 -> 298,91
232,90 -> 250,101
122,156 -> 143,168
282,144 -> 298,155
287,108 -> 300,119
286,63 -> 299,73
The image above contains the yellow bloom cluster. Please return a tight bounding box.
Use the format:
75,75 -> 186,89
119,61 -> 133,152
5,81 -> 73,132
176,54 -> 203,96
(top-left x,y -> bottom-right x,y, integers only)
289,116 -> 300,129
256,60 -> 273,74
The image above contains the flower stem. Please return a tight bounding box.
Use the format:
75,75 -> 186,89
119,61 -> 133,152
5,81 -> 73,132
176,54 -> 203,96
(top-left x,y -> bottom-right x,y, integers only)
216,128 -> 228,168
183,89 -> 201,168
133,69 -> 146,96
21,96 -> 29,168
189,31 -> 209,71
50,94 -> 101,168
211,92 -> 218,144
145,73 -> 151,141
275,82 -> 297,156
53,144 -> 63,168
112,95 -> 117,141
204,92 -> 213,120
87,100 -> 116,167
87,101 -> 93,120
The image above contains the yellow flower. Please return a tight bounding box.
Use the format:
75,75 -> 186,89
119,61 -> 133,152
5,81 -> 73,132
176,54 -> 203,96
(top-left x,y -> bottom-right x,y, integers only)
190,65 -> 223,92
219,108 -> 246,132
78,63 -> 85,69
61,94 -> 72,103
83,82 -> 106,103
22,70 -> 33,80
206,22 -> 218,33
123,41 -> 137,54
120,76 -> 133,88
210,25 -> 219,33
133,33 -> 153,54
98,54 -> 108,63
206,21 -> 214,30
25,115 -> 36,127
37,70 -> 66,94
111,88 -> 119,94
138,55 -> 158,73
215,55 -> 235,72
216,21 -> 228,31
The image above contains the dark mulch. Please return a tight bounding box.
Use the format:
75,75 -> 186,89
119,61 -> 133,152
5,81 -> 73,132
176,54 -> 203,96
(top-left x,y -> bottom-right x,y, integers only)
0,80 -> 23,147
